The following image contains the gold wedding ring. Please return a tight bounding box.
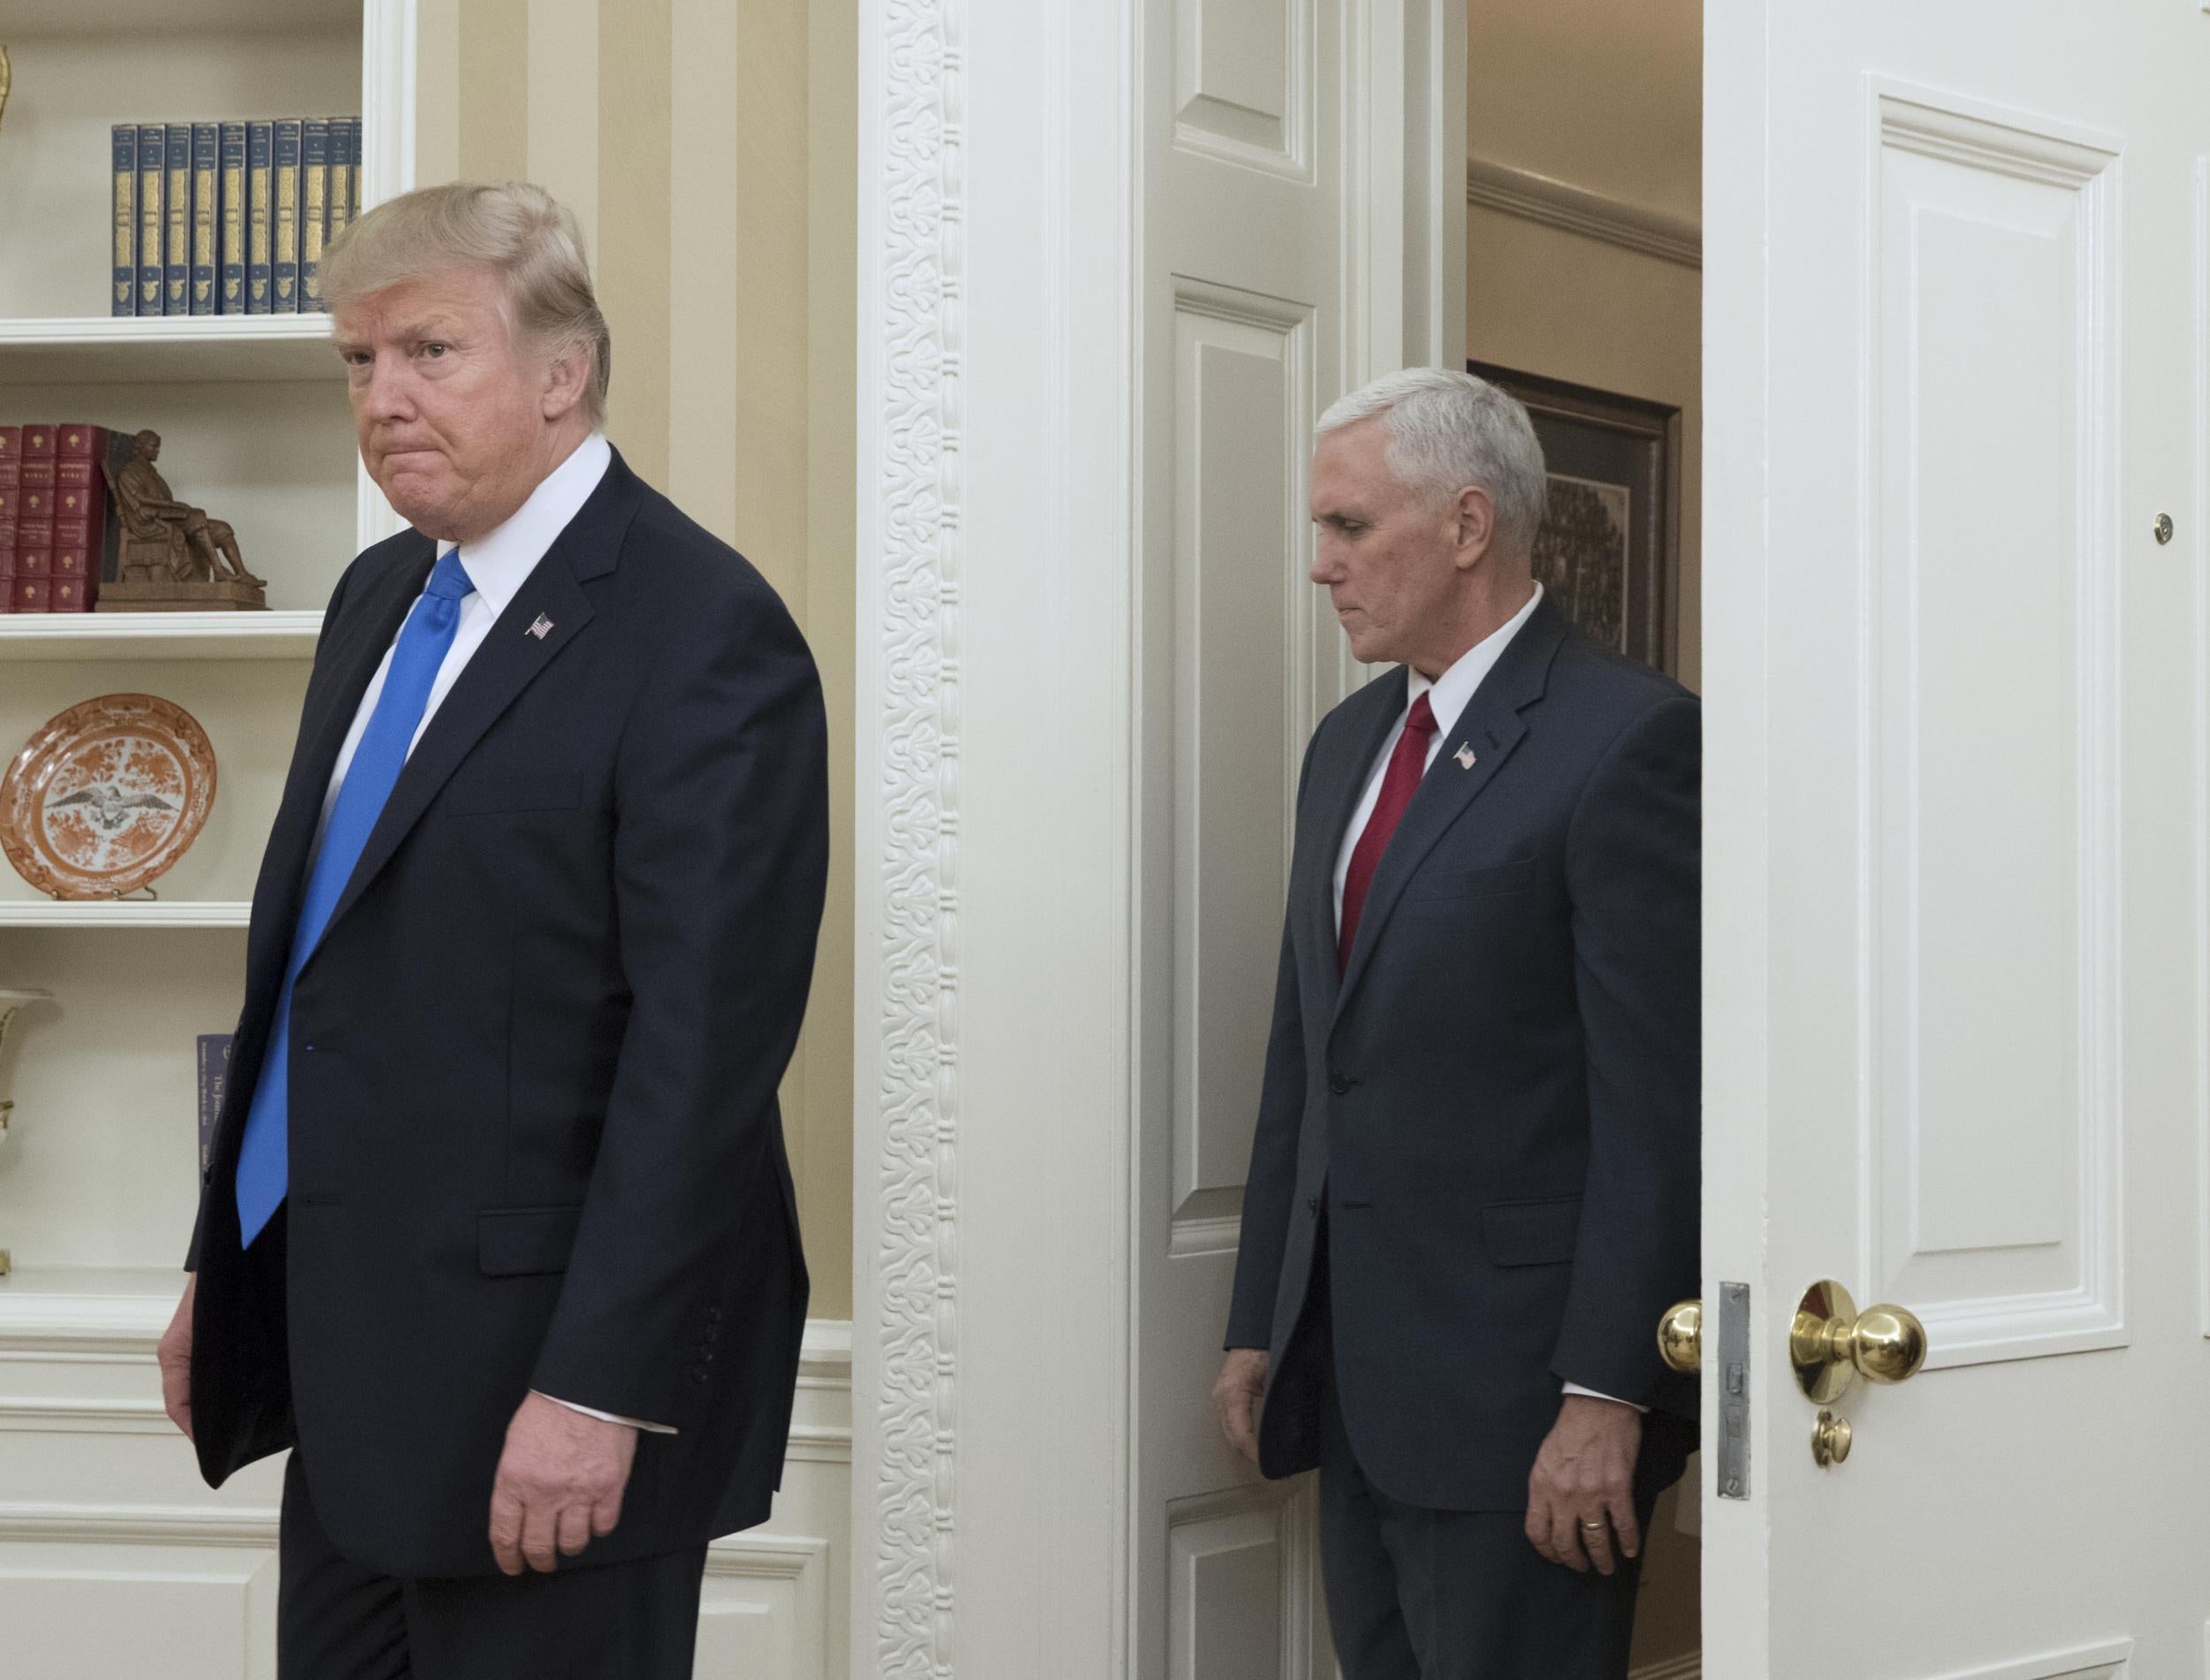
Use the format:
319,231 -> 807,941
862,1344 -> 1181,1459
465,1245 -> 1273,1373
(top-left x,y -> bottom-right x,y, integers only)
1580,1518 -> 1607,1531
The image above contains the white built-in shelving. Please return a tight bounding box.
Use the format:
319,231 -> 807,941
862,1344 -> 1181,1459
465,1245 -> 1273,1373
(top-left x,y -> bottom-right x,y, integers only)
0,0 -> 412,1443
0,314 -> 341,384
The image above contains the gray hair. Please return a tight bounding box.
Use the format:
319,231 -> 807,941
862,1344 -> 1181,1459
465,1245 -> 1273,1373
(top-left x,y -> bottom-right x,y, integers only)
322,181 -> 612,426
1316,368 -> 1547,553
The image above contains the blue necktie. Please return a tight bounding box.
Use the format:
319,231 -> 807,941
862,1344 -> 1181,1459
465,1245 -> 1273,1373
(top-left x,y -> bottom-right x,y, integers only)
234,551 -> 476,1245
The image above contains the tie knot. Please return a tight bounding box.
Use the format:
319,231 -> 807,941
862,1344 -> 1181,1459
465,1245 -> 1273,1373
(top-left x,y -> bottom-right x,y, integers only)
1405,691 -> 1437,737
425,551 -> 476,603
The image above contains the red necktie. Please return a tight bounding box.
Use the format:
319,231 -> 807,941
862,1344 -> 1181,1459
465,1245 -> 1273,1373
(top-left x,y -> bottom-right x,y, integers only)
1338,691 -> 1437,970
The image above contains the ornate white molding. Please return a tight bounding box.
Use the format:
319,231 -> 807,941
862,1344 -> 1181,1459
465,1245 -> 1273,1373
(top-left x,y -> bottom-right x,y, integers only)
1465,154 -> 1702,270
862,1 -> 963,1676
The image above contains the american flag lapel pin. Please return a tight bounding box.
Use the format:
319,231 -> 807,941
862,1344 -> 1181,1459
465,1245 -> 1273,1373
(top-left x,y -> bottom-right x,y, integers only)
1455,743 -> 1477,770
526,613 -> 554,640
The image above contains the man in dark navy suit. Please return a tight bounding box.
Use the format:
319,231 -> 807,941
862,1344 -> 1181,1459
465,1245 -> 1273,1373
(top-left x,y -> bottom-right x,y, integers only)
154,181 -> 827,1678
1213,369 -> 1699,1678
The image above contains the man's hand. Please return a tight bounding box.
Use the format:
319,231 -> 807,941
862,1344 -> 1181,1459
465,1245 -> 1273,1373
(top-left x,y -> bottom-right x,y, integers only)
157,1275 -> 196,1443
1212,1349 -> 1270,1465
487,1390 -> 638,1576
1525,1393 -> 1642,1575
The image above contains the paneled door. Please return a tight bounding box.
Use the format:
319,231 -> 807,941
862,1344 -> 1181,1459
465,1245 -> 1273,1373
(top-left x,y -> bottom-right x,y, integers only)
1128,2 -> 1459,1677
1702,2 -> 2210,1674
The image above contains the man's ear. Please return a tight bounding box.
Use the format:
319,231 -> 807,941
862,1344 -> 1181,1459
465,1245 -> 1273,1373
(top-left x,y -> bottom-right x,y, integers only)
540,342 -> 591,422
1453,484 -> 1497,572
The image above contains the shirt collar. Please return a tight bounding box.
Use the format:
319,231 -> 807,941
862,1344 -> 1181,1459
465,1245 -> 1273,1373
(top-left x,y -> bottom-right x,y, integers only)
437,432 -> 613,617
1406,582 -> 1545,739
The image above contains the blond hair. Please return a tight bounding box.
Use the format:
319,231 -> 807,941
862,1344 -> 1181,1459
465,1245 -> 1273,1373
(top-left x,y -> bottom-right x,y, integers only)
322,180 -> 612,425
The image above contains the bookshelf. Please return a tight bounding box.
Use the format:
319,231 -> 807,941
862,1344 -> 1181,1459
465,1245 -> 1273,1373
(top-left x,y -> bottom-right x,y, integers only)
0,0 -> 412,1555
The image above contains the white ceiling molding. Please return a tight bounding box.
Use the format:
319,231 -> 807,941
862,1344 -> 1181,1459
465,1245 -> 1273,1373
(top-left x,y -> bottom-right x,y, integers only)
1466,154 -> 1703,270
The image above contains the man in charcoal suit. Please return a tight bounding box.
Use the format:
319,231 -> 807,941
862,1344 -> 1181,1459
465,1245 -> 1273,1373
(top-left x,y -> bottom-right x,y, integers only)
154,181 -> 828,1678
1213,369 -> 1699,1678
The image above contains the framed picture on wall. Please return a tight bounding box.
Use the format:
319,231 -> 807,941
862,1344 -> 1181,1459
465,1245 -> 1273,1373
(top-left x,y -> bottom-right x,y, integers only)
1467,361 -> 1682,676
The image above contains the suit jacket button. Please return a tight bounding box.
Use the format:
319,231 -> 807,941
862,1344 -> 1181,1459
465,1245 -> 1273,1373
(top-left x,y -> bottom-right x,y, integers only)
1328,1074 -> 1353,1096
1306,1196 -> 1320,1215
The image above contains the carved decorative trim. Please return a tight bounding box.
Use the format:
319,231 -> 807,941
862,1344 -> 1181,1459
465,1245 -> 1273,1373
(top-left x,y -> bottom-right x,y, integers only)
1465,155 -> 1702,270
867,1 -> 963,1676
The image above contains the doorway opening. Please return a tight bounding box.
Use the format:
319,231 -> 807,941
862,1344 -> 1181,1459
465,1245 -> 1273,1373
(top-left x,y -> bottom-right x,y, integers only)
1465,1 -> 1703,1669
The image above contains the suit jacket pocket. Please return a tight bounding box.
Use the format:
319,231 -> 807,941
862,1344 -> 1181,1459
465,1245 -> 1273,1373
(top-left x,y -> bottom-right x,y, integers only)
1479,1196 -> 1582,1266
478,1205 -> 585,1275
1409,855 -> 1540,901
444,772 -> 583,816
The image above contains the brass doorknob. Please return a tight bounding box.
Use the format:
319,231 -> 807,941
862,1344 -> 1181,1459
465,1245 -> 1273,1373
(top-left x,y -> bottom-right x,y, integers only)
1657,1298 -> 1702,1374
1790,1280 -> 1928,1403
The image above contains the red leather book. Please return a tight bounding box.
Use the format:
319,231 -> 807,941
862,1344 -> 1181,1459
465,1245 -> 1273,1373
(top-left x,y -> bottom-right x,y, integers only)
52,423 -> 109,612
14,425 -> 57,611
0,427 -> 18,612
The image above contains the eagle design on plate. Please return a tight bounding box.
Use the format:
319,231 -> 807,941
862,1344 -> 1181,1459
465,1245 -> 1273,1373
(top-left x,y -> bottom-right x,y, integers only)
2,695 -> 217,901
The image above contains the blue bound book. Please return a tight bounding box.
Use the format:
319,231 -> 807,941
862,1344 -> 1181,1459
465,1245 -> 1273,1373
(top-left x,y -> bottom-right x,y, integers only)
218,122 -> 248,314
324,117 -> 356,251
136,124 -> 165,315
272,119 -> 302,313
197,1035 -> 232,1178
110,125 -> 137,316
163,124 -> 191,315
300,118 -> 331,313
189,122 -> 218,315
347,117 -> 363,224
246,121 -> 274,315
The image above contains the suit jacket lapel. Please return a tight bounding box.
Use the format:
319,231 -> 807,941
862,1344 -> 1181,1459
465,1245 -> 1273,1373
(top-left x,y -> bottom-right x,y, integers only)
1330,597 -> 1569,1022
313,454 -> 644,946
1300,668 -> 1408,1005
245,539 -> 434,992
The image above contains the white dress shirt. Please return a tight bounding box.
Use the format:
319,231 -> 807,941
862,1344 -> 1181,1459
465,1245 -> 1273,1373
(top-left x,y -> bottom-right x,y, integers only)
314,433 -> 672,1435
1330,584 -> 1642,1414
1331,583 -> 1547,931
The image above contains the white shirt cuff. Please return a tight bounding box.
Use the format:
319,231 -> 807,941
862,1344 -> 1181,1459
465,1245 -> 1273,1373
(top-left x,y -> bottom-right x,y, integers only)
536,1390 -> 678,1434
1562,1380 -> 1649,1414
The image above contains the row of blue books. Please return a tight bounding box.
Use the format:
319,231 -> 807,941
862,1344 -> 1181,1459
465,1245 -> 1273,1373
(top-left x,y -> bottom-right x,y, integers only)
109,118 -> 363,317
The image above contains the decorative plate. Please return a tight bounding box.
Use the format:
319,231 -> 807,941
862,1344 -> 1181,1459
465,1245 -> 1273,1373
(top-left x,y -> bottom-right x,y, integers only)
1,694 -> 217,901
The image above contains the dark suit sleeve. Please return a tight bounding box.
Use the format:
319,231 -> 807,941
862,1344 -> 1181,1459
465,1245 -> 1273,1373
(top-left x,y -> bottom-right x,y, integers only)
1224,734 -> 1322,1352
183,556 -> 362,1275
526,580 -> 828,1427
1551,693 -> 1701,1409
1224,913 -> 1308,1349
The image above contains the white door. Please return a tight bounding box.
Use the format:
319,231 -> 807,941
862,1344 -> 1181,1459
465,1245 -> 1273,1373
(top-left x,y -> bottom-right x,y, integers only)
1129,3 -> 1461,1677
1703,3 -> 2210,1674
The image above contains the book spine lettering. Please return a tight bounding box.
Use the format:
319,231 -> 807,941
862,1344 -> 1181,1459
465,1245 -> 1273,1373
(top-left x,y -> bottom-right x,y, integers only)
324,117 -> 355,254
246,122 -> 274,315
137,125 -> 166,315
300,119 -> 330,313
164,125 -> 191,315
218,122 -> 248,315
16,427 -> 55,612
111,125 -> 137,316
52,427 -> 107,612
190,123 -> 218,315
347,118 -> 362,224
198,1038 -> 232,1176
273,120 -> 302,313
